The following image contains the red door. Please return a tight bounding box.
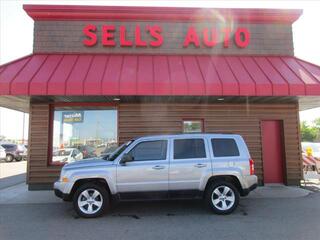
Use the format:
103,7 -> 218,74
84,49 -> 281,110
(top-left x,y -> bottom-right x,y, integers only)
261,120 -> 285,184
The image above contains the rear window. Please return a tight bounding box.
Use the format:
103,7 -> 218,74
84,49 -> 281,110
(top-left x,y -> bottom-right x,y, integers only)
211,138 -> 240,157
174,139 -> 206,159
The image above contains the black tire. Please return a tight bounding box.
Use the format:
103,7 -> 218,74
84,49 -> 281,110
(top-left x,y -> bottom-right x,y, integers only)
15,157 -> 22,162
73,182 -> 110,218
205,180 -> 240,215
5,154 -> 14,162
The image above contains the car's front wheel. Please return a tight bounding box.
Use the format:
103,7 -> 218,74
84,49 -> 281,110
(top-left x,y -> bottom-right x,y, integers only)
73,183 -> 110,218
205,181 -> 239,215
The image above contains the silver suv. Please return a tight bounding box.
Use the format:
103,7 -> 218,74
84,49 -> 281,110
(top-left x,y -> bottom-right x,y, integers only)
54,134 -> 257,218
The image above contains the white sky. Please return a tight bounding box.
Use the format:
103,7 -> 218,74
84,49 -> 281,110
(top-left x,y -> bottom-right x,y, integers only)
0,0 -> 320,139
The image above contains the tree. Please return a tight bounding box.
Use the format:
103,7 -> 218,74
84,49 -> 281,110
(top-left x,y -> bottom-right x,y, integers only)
300,121 -> 317,142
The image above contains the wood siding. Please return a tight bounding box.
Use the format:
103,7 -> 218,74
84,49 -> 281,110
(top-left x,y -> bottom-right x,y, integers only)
28,104 -> 60,188
118,103 -> 302,185
27,102 -> 302,189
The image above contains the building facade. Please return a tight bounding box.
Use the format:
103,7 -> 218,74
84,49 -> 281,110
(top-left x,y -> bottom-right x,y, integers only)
1,5 -> 320,189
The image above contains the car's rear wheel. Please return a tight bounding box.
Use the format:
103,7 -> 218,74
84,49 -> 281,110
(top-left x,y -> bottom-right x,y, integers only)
205,181 -> 239,215
5,154 -> 14,162
73,183 -> 109,218
15,157 -> 22,162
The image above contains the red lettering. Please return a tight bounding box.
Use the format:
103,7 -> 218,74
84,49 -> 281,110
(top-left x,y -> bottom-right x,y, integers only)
183,27 -> 200,48
83,24 -> 97,46
102,25 -> 116,46
203,28 -> 217,47
119,26 -> 133,47
222,28 -> 231,48
235,28 -> 250,48
147,25 -> 163,47
82,24 -> 250,49
135,25 -> 147,47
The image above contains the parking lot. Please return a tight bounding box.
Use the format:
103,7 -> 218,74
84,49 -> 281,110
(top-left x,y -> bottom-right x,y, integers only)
0,185 -> 320,240
0,160 -> 320,240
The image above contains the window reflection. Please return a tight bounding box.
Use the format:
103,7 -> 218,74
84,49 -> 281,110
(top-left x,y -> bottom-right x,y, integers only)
183,120 -> 203,133
51,107 -> 117,164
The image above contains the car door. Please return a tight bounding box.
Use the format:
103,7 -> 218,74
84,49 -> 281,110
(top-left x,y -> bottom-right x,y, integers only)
116,139 -> 169,199
169,137 -> 211,195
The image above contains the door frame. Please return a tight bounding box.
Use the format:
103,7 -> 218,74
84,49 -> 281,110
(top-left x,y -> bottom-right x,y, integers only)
260,119 -> 287,185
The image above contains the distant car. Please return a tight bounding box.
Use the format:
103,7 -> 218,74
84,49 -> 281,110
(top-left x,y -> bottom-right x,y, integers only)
52,148 -> 83,163
1,143 -> 27,162
0,145 -> 6,160
74,145 -> 97,159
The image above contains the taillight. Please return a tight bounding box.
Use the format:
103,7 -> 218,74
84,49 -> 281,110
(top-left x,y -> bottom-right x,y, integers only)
249,158 -> 255,175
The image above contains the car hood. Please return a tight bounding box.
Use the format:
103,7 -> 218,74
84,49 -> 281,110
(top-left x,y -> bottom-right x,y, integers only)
63,157 -> 113,170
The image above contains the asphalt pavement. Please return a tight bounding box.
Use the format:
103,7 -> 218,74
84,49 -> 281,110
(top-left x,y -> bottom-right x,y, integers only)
0,162 -> 319,240
1,188 -> 320,240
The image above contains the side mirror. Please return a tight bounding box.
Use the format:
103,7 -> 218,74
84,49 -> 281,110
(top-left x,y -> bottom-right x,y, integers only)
120,153 -> 133,165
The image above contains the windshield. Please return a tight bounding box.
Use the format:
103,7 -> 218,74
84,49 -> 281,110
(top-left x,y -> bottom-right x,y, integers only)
53,150 -> 71,157
104,140 -> 134,161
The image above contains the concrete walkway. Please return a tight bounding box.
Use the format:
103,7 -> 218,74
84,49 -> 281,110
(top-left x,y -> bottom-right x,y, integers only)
0,161 -> 27,189
246,185 -> 312,198
0,183 -> 60,204
0,183 -> 314,205
0,173 -> 26,190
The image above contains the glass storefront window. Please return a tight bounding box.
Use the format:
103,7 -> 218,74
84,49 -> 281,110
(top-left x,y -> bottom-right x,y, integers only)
51,106 -> 117,164
183,120 -> 203,133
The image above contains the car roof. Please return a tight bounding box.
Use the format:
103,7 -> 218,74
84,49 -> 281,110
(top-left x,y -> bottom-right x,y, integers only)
134,133 -> 242,140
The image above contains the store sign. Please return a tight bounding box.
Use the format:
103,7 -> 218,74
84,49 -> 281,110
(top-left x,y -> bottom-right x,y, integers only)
62,111 -> 84,123
82,24 -> 250,49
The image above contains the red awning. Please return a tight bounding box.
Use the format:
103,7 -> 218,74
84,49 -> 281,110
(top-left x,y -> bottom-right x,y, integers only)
1,54 -> 320,96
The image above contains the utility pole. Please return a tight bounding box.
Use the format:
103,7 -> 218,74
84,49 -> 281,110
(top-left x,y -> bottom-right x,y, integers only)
22,112 -> 25,144
0,107 -> 1,139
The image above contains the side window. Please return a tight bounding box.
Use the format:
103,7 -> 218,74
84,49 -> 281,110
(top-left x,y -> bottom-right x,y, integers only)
211,138 -> 240,157
129,140 -> 167,161
174,139 -> 206,159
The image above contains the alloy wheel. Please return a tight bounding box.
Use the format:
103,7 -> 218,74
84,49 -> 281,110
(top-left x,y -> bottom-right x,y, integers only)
211,185 -> 235,211
77,188 -> 103,215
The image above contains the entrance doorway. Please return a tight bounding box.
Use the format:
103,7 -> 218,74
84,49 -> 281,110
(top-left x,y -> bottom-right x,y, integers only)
261,120 -> 285,184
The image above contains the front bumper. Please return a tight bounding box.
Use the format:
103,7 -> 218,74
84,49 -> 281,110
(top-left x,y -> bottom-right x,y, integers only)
53,181 -> 73,201
54,188 -> 72,201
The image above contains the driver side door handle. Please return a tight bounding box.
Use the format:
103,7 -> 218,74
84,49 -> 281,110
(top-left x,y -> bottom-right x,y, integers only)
152,165 -> 165,170
194,163 -> 207,168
